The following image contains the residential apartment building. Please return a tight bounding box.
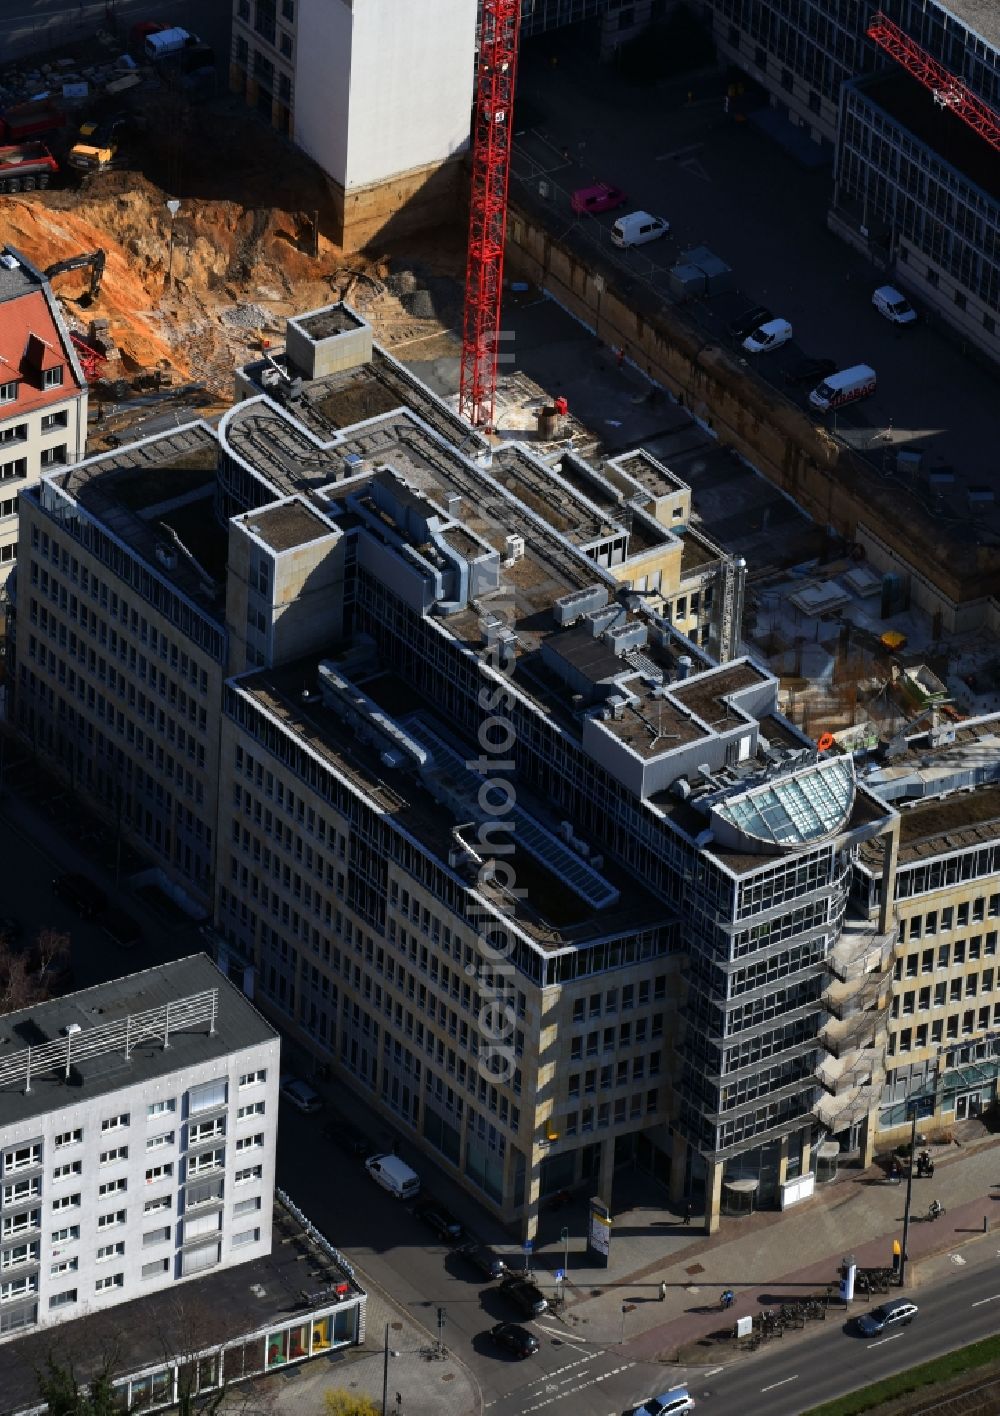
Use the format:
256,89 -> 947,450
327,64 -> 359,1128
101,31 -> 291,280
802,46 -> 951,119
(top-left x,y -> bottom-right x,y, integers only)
698,0 -> 1000,362
0,954 -> 279,1343
228,0 -> 476,249
0,247 -> 87,574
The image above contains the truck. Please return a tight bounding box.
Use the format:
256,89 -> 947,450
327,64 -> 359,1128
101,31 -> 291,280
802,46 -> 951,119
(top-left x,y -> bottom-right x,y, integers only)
808,363 -> 877,412
0,143 -> 58,193
0,98 -> 65,145
144,26 -> 194,61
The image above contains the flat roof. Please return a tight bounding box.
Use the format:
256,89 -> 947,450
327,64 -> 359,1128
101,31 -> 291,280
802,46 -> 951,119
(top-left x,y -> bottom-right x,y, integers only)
244,499 -> 336,552
0,1195 -> 362,1416
938,0 -> 1000,54
862,780 -> 1000,867
0,248 -> 38,304
238,661 -> 665,950
671,662 -> 768,727
0,954 -> 276,1131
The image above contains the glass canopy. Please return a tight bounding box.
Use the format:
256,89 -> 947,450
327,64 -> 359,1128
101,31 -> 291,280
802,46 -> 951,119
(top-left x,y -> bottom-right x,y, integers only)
713,756 -> 855,847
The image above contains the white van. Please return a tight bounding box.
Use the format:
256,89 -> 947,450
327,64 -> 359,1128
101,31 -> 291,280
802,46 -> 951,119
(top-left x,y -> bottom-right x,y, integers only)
145,27 -> 192,61
809,363 -> 877,411
742,317 -> 792,354
365,1153 -> 421,1199
873,285 -> 917,325
611,211 -> 669,248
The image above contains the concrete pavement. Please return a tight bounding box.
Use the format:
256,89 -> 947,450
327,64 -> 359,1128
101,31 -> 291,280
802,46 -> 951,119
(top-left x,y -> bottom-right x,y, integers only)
526,1133 -> 1000,1361
221,1276 -> 481,1416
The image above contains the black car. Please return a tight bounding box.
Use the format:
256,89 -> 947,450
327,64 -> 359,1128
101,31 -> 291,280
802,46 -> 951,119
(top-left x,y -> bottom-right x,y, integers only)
489,1322 -> 539,1358
728,304 -> 772,339
414,1199 -> 464,1243
323,1114 -> 372,1157
501,1274 -> 548,1317
457,1240 -> 506,1280
52,872 -> 109,919
784,356 -> 837,387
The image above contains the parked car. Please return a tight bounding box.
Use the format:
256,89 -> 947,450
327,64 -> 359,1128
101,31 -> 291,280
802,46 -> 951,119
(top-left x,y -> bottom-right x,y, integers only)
414,1199 -> 463,1242
611,211 -> 669,247
365,1153 -> 421,1199
489,1322 -> 539,1358
500,1274 -> 548,1317
52,872 -> 108,919
456,1240 -> 507,1280
279,1076 -> 323,1113
742,317 -> 793,354
323,1114 -> 372,1156
571,182 -> 627,215
784,356 -> 837,387
727,304 -> 771,339
854,1298 -> 918,1337
872,284 -> 917,325
99,908 -> 142,949
626,1389 -> 695,1416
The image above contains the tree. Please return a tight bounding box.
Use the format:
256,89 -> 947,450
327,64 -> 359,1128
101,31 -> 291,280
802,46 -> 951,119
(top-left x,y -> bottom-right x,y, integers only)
35,1352 -> 124,1416
324,1392 -> 381,1416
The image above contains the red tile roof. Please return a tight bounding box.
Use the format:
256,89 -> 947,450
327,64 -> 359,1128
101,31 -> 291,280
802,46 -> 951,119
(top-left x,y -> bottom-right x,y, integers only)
0,289 -> 83,417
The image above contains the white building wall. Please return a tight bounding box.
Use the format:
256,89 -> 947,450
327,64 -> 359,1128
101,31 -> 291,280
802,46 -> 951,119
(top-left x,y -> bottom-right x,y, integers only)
294,0 -> 475,190
0,1038 -> 279,1339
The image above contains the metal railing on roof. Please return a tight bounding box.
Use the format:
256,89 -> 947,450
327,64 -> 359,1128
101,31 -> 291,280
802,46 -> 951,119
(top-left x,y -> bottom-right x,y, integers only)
0,988 -> 218,1095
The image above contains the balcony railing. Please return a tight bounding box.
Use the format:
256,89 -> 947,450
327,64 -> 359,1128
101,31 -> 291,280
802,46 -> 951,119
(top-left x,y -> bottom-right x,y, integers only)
827,915 -> 895,984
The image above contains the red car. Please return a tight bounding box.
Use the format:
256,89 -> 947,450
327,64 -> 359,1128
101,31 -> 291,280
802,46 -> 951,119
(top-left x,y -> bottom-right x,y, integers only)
571,182 -> 627,215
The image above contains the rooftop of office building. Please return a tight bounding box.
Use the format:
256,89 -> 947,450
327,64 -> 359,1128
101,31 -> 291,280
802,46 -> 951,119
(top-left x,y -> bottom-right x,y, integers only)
0,954 -> 276,1129
939,0 -> 1000,54
44,421 -> 227,616
237,656 -> 667,952
0,1192 -> 362,1416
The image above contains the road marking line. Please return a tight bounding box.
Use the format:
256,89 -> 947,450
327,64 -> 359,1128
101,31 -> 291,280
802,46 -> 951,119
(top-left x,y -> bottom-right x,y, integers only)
972,1293 -> 1000,1307
655,144 -> 704,162
867,1333 -> 903,1348
704,1366 -> 725,1376
760,1377 -> 798,1393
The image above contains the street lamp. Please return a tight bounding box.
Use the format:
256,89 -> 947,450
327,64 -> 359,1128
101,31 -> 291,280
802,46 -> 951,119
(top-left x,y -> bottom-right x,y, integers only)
899,1107 -> 918,1287
381,1324 -> 401,1416
165,198 -> 180,288
560,1225 -> 569,1281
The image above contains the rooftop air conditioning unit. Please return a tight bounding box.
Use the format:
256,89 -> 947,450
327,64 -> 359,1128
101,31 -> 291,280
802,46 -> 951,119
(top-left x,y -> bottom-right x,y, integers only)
505,534 -> 525,561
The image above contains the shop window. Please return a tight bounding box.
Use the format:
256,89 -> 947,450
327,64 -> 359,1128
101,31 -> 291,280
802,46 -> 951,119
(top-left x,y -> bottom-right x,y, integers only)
288,1323 -> 310,1360
266,1330 -> 288,1368
312,1316 -> 331,1352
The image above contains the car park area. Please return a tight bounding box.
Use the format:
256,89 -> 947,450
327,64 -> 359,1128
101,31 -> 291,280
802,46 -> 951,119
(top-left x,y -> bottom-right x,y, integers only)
512,41 -> 1000,529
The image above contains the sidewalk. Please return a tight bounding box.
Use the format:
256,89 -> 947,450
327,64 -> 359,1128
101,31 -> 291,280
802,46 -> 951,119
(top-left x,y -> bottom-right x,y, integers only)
221,1272 -> 481,1416
533,1134 -> 1000,1360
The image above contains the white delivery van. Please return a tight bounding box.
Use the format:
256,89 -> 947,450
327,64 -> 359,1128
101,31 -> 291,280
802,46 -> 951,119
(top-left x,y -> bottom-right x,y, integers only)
365,1153 -> 421,1199
809,364 -> 877,411
872,285 -> 917,325
742,317 -> 792,354
145,27 -> 192,61
611,211 -> 669,248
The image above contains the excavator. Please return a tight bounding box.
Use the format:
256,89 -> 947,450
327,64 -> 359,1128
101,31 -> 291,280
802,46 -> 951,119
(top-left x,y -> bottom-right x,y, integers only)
44,248 -> 106,306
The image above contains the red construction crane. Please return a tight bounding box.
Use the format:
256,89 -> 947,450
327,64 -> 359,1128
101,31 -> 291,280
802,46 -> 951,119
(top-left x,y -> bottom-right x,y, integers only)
459,0 -> 522,431
866,10 -> 1000,155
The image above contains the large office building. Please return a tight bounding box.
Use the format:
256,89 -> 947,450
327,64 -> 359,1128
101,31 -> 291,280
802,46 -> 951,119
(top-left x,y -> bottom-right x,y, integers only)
0,247 -> 87,573
8,300 -> 913,1233
0,954 -> 279,1343
699,0 -> 1000,362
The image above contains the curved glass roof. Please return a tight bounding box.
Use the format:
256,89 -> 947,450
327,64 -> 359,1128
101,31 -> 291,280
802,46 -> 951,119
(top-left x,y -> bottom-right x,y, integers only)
713,756 -> 855,848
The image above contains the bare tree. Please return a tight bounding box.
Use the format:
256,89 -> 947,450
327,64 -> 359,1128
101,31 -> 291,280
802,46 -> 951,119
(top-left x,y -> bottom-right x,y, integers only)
32,926 -> 71,992
0,938 -> 38,1013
